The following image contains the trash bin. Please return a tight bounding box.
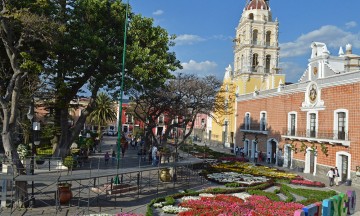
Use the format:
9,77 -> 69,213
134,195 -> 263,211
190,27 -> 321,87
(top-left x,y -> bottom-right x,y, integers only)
345,179 -> 352,186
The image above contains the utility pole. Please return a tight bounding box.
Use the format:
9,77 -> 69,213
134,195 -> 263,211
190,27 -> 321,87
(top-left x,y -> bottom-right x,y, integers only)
114,0 -> 129,185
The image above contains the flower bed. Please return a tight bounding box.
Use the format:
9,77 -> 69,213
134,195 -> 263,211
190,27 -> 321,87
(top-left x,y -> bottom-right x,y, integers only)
206,172 -> 268,185
290,179 -> 325,187
177,194 -> 304,216
217,157 -> 249,162
208,162 -> 298,180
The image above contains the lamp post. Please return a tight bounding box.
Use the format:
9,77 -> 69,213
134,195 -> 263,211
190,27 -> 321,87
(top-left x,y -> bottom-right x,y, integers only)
114,0 -> 129,185
27,98 -> 40,207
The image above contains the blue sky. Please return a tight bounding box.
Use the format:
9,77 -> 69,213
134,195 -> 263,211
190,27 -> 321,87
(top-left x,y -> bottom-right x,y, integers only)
130,0 -> 360,83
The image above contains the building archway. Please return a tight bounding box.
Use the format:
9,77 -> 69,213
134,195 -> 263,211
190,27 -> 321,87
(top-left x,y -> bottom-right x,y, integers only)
284,144 -> 292,168
304,147 -> 317,175
266,139 -> 278,165
336,151 -> 351,181
244,139 -> 250,157
251,140 -> 257,161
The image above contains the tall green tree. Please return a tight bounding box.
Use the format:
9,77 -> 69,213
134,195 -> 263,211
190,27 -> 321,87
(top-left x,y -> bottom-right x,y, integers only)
0,0 -> 60,207
46,0 -> 181,157
87,92 -> 117,137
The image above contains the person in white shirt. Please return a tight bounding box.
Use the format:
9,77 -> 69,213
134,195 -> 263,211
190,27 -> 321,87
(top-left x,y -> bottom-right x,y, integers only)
254,151 -> 258,163
326,168 -> 335,187
334,167 -> 340,186
267,152 -> 271,164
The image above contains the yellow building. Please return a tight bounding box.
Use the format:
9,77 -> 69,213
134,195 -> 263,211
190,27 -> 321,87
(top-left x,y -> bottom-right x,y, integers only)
210,0 -> 285,147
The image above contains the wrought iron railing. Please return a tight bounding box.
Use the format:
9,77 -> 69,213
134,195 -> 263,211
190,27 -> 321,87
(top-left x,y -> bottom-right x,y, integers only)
241,123 -> 268,132
282,128 -> 349,141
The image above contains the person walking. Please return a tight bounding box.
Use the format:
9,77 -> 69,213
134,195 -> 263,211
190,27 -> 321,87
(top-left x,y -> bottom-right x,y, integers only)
334,167 -> 340,186
104,152 -> 110,165
151,145 -> 158,166
111,150 -> 116,165
120,136 -> 128,158
254,151 -> 258,163
267,152 -> 271,164
326,168 -> 335,186
235,146 -> 239,156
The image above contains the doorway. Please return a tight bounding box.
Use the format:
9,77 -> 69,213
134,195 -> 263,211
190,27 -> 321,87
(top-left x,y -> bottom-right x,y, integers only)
286,145 -> 292,168
341,155 -> 349,182
310,151 -> 315,174
271,140 -> 276,164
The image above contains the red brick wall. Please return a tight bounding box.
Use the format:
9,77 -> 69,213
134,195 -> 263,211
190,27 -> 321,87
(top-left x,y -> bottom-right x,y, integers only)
236,82 -> 360,171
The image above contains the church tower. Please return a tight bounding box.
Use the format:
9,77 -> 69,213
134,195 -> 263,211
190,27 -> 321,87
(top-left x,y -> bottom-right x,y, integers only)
210,0 -> 285,148
233,0 -> 284,94
234,0 -> 279,75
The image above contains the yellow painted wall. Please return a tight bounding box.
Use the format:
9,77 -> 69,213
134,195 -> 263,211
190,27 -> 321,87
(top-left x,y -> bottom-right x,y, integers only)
210,73 -> 285,144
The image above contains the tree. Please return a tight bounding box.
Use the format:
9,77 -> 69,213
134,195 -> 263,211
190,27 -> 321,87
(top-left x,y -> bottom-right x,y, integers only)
0,0 -> 60,207
129,74 -> 231,150
87,92 -> 117,137
45,0 -> 181,157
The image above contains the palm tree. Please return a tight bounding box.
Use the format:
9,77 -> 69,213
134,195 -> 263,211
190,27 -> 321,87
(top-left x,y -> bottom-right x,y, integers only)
88,92 -> 117,139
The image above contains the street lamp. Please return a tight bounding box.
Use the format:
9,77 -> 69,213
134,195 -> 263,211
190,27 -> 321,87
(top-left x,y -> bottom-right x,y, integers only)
27,99 -> 40,207
114,0 -> 130,185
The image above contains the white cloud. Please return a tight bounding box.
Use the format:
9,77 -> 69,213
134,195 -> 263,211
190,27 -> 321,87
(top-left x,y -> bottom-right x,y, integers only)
174,34 -> 206,45
280,25 -> 360,58
346,21 -> 357,29
279,62 -> 305,83
178,60 -> 218,75
152,10 -> 164,16
210,35 -> 233,41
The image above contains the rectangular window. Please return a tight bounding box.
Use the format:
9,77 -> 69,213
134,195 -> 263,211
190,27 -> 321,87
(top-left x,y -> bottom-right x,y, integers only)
338,112 -> 346,140
290,114 -> 296,136
310,113 -> 316,138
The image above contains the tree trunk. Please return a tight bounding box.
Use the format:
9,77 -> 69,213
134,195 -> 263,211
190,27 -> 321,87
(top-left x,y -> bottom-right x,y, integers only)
2,132 -> 29,208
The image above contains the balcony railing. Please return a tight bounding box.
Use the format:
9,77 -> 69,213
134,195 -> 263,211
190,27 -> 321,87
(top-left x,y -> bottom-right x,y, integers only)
240,123 -> 268,134
282,128 -> 350,146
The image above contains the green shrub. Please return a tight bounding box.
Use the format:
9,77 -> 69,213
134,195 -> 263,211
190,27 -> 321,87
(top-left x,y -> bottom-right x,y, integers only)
164,196 -> 175,206
247,189 -> 281,201
37,148 -> 53,156
63,156 -> 78,169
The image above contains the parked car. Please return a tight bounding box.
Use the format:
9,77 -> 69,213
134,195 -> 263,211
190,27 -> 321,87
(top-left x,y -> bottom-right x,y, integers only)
107,130 -> 117,136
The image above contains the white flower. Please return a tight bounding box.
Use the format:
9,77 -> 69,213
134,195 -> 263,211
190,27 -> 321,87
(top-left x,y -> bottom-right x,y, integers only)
207,172 -> 268,185
17,144 -> 28,159
231,192 -> 251,201
199,193 -> 215,197
181,196 -> 201,201
153,202 -> 165,208
162,205 -> 190,213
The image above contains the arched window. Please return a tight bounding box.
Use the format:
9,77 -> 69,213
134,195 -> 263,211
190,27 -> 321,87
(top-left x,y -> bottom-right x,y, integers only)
265,55 -> 271,73
252,29 -> 258,45
245,113 -> 251,130
266,31 -> 271,46
252,53 -> 259,72
249,13 -> 254,20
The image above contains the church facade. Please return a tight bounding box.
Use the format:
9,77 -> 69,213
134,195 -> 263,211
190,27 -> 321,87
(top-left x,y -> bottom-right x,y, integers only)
236,42 -> 360,185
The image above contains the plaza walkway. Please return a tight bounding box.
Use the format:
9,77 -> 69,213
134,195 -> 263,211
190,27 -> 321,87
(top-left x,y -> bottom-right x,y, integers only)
1,137 -> 359,215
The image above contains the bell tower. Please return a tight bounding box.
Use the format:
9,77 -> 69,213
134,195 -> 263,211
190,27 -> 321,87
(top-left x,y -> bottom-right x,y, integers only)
234,0 -> 280,76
